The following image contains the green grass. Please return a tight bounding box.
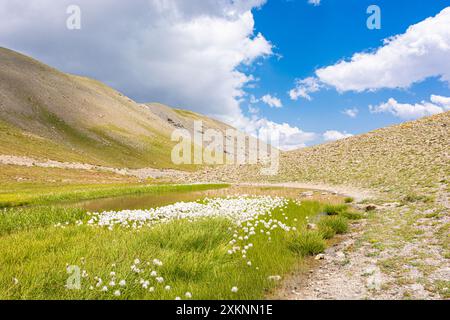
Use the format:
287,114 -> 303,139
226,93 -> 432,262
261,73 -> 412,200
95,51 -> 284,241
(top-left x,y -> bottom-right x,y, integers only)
286,230 -> 326,256
344,197 -> 354,203
322,203 -> 363,221
0,120 -> 89,164
0,206 -> 86,237
0,109 -> 197,171
318,216 -> 349,235
318,225 -> 336,240
0,183 -> 229,208
0,199 -> 345,300
323,204 -> 348,216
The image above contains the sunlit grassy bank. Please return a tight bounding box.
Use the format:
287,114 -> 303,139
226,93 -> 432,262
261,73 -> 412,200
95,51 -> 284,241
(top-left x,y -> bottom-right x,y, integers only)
0,199 -> 359,300
0,183 -> 229,208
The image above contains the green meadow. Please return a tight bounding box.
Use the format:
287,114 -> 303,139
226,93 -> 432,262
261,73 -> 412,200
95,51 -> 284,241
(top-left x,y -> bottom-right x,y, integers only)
0,182 -> 359,300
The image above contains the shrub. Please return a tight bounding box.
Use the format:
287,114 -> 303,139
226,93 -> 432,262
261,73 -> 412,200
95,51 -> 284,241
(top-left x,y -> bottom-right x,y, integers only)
323,204 -> 348,216
344,197 -> 354,203
287,231 -> 326,256
318,216 -> 348,235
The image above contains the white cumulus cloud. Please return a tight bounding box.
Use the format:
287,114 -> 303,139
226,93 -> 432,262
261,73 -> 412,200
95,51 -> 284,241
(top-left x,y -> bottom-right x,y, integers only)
323,130 -> 353,142
261,94 -> 283,108
431,94 -> 450,108
289,77 -> 322,101
289,7 -> 450,100
316,7 -> 450,92
369,95 -> 450,120
237,116 -> 317,151
0,0 -> 321,150
0,0 -> 271,121
342,108 -> 359,118
308,0 -> 321,6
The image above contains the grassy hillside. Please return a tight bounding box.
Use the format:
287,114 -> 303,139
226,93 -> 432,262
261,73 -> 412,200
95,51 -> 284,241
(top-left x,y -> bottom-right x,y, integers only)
0,47 -> 252,171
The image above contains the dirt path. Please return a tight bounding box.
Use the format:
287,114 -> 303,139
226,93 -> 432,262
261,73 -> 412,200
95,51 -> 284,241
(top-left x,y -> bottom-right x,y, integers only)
0,155 -> 188,180
265,182 -> 450,300
234,182 -> 448,300
237,182 -> 375,203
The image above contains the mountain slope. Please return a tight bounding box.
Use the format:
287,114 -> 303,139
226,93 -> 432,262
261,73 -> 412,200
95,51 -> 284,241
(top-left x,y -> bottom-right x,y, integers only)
194,111 -> 450,198
281,112 -> 450,198
0,47 -> 252,170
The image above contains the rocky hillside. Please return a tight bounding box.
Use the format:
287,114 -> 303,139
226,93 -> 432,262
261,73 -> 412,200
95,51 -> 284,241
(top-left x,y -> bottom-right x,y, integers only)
0,47 -> 260,170
282,112 -> 449,198
194,111 -> 450,199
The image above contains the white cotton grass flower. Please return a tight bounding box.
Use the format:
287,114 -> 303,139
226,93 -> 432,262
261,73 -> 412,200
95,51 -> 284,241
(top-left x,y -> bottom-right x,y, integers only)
114,290 -> 121,297
141,280 -> 150,289
165,285 -> 171,291
85,196 -> 288,229
149,287 -> 155,292
153,259 -> 163,267
95,278 -> 103,287
110,271 -> 116,277
13,277 -> 19,285
150,271 -> 157,277
156,277 -> 164,283
231,286 -> 238,293
175,297 -> 181,300
101,286 -> 108,292
119,280 -> 126,287
185,292 -> 192,299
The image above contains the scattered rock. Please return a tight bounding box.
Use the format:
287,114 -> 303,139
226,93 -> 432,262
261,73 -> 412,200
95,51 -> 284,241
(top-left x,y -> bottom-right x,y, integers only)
315,254 -> 325,260
307,223 -> 317,230
335,252 -> 346,260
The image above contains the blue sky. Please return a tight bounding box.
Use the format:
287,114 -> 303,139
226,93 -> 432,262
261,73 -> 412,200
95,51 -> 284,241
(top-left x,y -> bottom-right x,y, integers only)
1,0 -> 449,149
244,0 -> 450,139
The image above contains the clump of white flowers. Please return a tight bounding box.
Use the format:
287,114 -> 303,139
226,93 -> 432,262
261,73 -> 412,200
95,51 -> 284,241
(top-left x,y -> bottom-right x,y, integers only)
82,196 -> 288,229
61,197 -> 306,299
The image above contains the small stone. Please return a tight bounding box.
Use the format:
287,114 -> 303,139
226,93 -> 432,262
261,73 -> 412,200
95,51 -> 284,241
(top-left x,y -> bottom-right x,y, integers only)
335,252 -> 346,260
307,223 -> 317,230
315,254 -> 325,260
